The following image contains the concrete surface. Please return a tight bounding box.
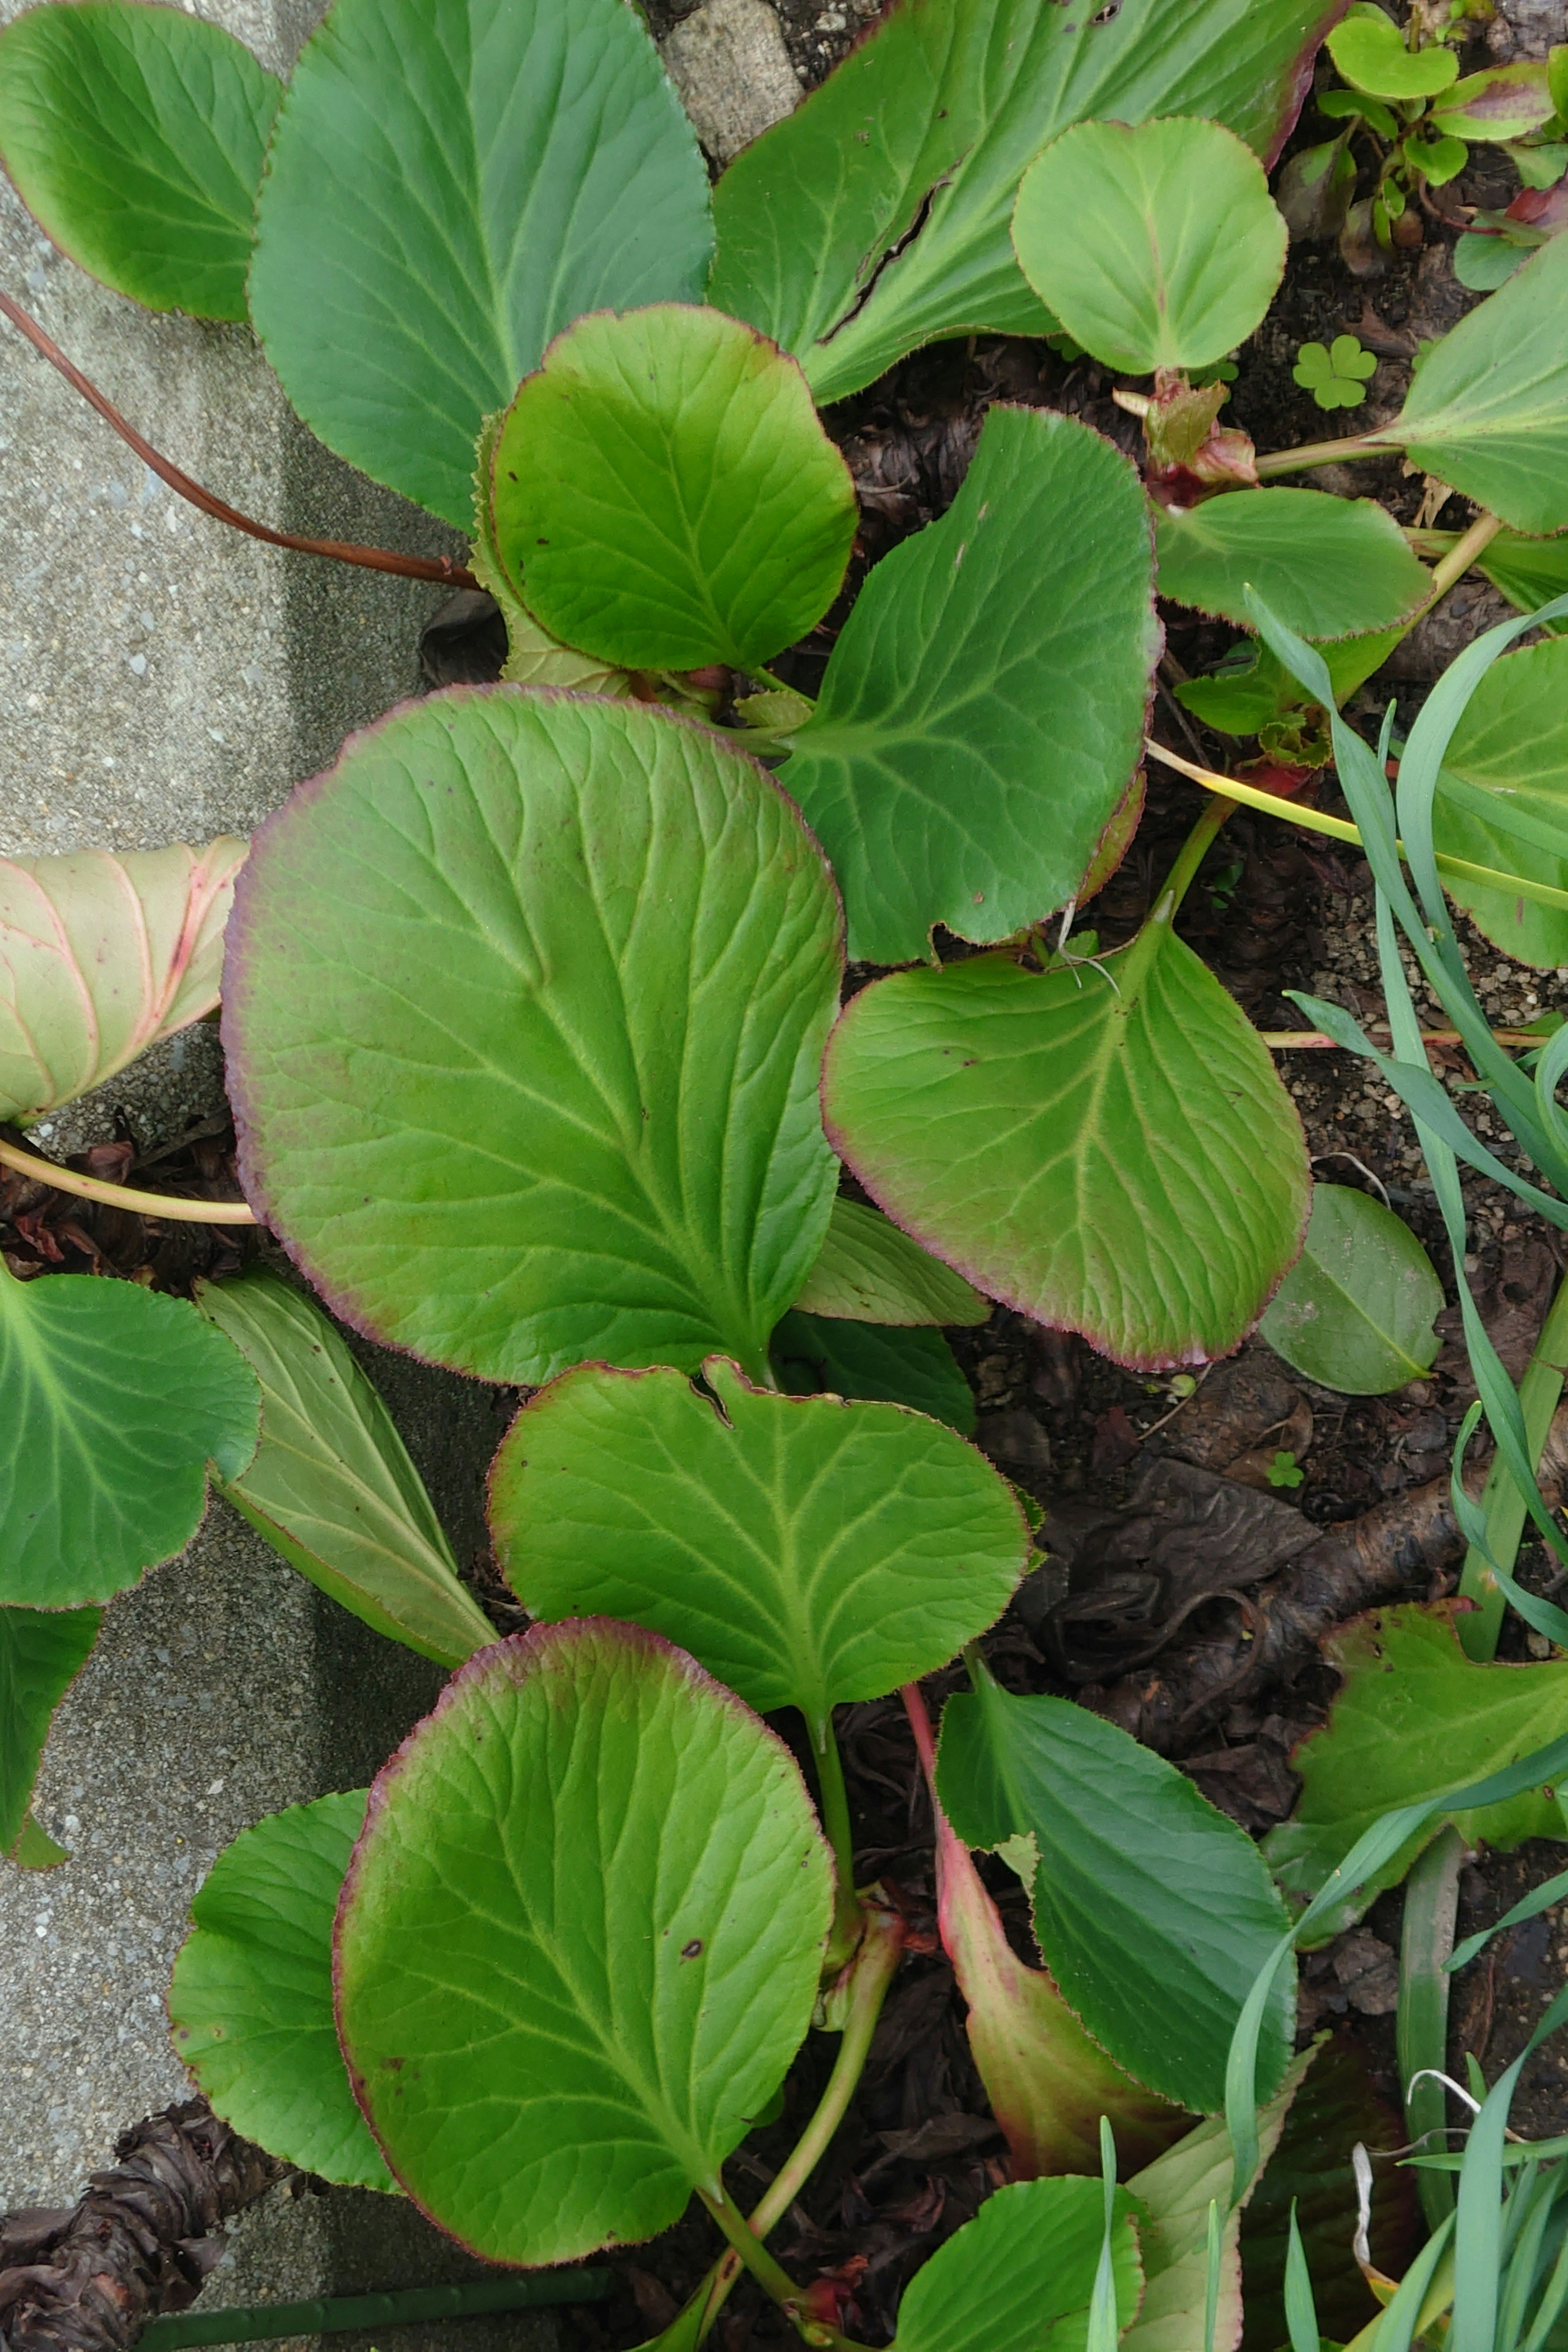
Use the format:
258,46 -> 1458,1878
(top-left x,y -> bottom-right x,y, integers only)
0,2 -> 552,2343
661,0 -> 802,163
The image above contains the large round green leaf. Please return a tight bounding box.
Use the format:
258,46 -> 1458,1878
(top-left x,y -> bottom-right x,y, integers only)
781,405 -> 1158,964
1012,118 -> 1285,375
1388,230 -> 1568,534
938,1659 -> 1294,2114
249,0 -> 713,527
792,1197 -> 989,1325
1154,491 -> 1430,640
488,1355 -> 1026,1731
223,690 -> 841,1388
0,1259 -> 260,1609
894,2178 -> 1144,2352
335,1621 -> 834,2263
0,2 -> 280,320
169,1791 -> 394,2192
1260,1184 -> 1443,1395
490,306 -> 855,673
1,1604 -> 101,1864
824,924 -> 1309,1370
1430,637 -> 1568,967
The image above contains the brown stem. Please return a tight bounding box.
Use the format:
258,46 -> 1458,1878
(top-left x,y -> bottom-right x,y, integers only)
0,2099 -> 290,2352
0,292 -> 479,593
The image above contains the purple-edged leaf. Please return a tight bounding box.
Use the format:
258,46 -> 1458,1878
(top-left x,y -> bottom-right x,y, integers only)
0,838 -> 246,1123
334,1620 -> 834,2263
223,690 -> 842,1388
1,1603 -> 100,1864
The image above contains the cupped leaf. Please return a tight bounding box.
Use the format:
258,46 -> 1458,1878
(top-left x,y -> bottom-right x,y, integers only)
489,1355 -> 1026,1728
1430,62 -> 1556,143
1,1603 -> 101,1864
468,408 -> 630,698
937,1659 -> 1294,2114
1154,491 -> 1430,639
169,1791 -> 394,2191
0,838 -> 247,1124
1012,118 -> 1285,375
195,1270 -> 494,1668
223,689 -> 841,1388
1477,526 -> 1568,635
335,1620 -> 834,2263
0,1258 -> 260,1610
771,1311 -> 978,1434
1264,1604 -> 1568,1937
1259,1183 -> 1443,1394
793,1197 -> 989,1326
490,305 -> 855,673
824,922 -> 1310,1372
249,0 -> 713,528
0,2 -> 280,320
781,405 -> 1158,964
1325,10 -> 1458,99
710,0 -> 1349,406
893,2178 -> 1144,2352
1386,229 -> 1568,533
1430,636 -> 1568,966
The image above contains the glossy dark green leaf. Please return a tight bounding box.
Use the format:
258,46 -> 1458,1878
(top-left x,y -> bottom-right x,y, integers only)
1260,1183 -> 1443,1394
1012,118 -> 1285,374
793,1197 -> 989,1326
824,920 -> 1310,1372
489,1355 -> 1025,1728
196,1271 -> 494,1667
0,1258 -> 260,1609
1154,491 -> 1430,639
0,1 -> 280,319
893,2178 -> 1143,2352
169,1791 -> 394,2191
937,1660 -> 1294,2112
249,0 -> 713,526
710,0 -> 1348,405
1,1603 -> 100,1863
772,1311 -> 977,1434
1264,1604 -> 1568,1935
781,405 -> 1158,964
223,690 -> 842,1388
1431,637 -> 1568,966
335,1620 -> 834,2263
490,305 -> 855,673
1388,230 -> 1568,532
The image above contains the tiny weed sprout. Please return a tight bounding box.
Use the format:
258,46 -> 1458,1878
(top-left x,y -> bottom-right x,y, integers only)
4,0 -> 1568,2345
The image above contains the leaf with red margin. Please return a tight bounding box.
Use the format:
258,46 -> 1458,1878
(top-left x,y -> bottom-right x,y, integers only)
334,1621 -> 834,2264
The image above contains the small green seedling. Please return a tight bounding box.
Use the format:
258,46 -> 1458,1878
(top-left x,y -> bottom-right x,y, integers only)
1293,334 -> 1378,410
1267,1450 -> 1307,1489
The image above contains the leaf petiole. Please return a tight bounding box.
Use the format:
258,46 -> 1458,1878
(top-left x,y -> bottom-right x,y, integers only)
813,1714 -> 866,1971
697,2183 -> 875,2351
0,1136 -> 258,1225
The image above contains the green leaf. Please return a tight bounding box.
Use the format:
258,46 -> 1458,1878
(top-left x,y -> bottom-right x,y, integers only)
0,1 -> 280,320
1325,12 -> 1458,99
0,1259 -> 260,1610
781,405 -> 1158,964
771,1311 -> 978,1434
1478,526 -> 1568,634
223,691 -> 841,1389
710,0 -> 1352,406
1259,1183 -> 1443,1394
194,1270 -> 495,1668
1431,637 -> 1568,967
489,305 -> 855,674
893,2178 -> 1144,2352
11,1814 -> 68,1869
1388,230 -> 1568,533
335,1620 -> 834,2263
823,923 -> 1310,1372
1011,118 -> 1285,375
937,1660 -> 1294,2114
1430,62 -> 1556,143
1,1604 -> 101,1862
1452,231 -> 1534,293
467,409 -> 630,699
1264,1604 -> 1568,1937
489,1355 -> 1025,1729
1154,491 -> 1430,640
0,838 -> 247,1123
1175,630 -> 1405,736
793,1197 -> 990,1326
249,0 -> 713,528
169,1791 -> 394,2191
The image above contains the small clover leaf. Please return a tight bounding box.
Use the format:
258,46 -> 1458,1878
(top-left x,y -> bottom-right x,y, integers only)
1267,1448 -> 1307,1488
1293,333 -> 1379,409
